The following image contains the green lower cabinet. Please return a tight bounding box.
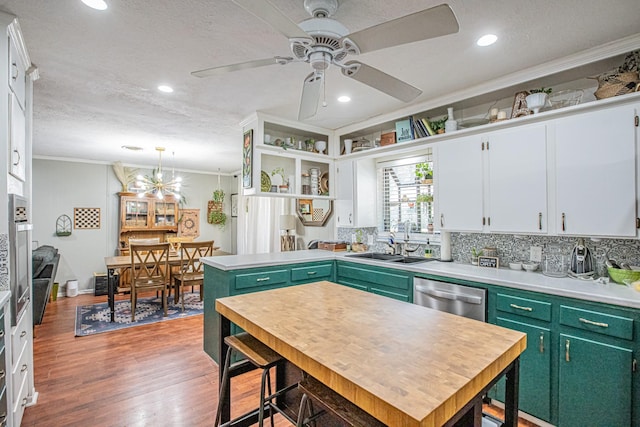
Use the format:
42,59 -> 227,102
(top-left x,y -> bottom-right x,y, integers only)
336,261 -> 412,302
495,317 -> 552,422
558,333 -> 633,427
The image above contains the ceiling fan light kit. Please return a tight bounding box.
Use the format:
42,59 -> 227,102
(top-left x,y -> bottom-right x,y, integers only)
194,0 -> 459,120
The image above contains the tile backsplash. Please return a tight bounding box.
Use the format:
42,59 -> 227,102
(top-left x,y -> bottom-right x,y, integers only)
337,227 -> 640,275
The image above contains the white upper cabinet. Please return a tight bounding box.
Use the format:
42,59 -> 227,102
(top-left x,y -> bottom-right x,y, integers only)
486,125 -> 547,233
436,124 -> 547,234
554,103 -> 638,237
8,27 -> 27,110
436,135 -> 484,232
9,93 -> 26,181
335,158 -> 376,228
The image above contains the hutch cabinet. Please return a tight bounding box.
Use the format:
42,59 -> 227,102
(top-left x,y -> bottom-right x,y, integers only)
118,193 -> 179,254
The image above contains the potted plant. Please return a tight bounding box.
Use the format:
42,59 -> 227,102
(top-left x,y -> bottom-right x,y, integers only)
352,229 -> 367,252
430,117 -> 447,134
271,167 -> 288,193
526,87 -> 552,114
416,193 -> 433,204
471,248 -> 483,265
208,189 -> 227,228
415,162 -> 433,184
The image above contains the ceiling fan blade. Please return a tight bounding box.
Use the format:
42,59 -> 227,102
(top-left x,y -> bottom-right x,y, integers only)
191,57 -> 291,78
344,4 -> 459,54
298,72 -> 323,120
232,0 -> 312,42
342,61 -> 422,102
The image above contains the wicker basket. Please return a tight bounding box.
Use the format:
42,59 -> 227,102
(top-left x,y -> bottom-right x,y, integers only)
607,267 -> 640,284
594,71 -> 640,99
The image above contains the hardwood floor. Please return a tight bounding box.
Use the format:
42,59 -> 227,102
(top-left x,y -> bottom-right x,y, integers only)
22,293 -> 538,426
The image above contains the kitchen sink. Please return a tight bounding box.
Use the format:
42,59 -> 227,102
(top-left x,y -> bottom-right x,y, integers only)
346,253 -> 403,261
390,257 -> 433,264
346,253 -> 433,264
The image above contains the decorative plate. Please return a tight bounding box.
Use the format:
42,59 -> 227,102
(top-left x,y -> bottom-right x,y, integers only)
261,171 -> 271,192
320,172 -> 329,194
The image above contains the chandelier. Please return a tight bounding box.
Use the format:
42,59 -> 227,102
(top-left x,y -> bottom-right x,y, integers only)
135,147 -> 182,200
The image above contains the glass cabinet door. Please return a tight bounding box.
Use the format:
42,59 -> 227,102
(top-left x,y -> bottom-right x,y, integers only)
124,199 -> 149,228
155,201 -> 177,227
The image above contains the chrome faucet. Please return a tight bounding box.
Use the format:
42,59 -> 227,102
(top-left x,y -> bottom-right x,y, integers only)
402,220 -> 420,256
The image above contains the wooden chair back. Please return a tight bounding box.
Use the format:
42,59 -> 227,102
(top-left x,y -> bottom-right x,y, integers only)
130,242 -> 171,289
167,236 -> 194,253
177,240 -> 214,281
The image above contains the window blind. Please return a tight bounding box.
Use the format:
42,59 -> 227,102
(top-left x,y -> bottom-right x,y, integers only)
377,151 -> 433,235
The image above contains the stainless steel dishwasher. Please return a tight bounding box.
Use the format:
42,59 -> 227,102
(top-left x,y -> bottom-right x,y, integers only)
413,277 -> 487,321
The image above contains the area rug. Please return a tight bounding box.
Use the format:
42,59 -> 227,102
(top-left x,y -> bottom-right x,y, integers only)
75,292 -> 203,337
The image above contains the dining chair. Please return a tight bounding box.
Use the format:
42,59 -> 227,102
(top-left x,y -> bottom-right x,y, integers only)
172,240 -> 214,311
130,242 -> 171,321
166,236 -> 194,253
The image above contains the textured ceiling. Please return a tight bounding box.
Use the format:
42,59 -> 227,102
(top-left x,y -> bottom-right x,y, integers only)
0,0 -> 639,173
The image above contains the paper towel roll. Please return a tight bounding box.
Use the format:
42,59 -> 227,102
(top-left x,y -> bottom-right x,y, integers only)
440,231 -> 452,261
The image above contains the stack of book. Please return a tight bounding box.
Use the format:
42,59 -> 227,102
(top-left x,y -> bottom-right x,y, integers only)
395,116 -> 437,142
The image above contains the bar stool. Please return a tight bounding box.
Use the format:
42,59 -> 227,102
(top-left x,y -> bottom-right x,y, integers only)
215,332 -> 297,427
296,375 -> 386,427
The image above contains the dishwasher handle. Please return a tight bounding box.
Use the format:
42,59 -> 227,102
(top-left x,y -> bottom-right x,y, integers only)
414,284 -> 483,305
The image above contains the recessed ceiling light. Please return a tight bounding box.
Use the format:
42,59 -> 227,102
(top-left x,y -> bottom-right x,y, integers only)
81,0 -> 108,10
477,34 -> 497,47
121,145 -> 143,151
158,85 -> 174,93
337,95 -> 351,103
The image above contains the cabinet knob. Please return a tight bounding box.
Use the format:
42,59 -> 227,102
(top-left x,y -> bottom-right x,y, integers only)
20,330 -> 27,338
0,330 -> 4,338
21,364 -> 28,372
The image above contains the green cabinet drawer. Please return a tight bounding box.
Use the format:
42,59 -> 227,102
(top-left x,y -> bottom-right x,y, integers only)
291,263 -> 333,282
370,287 -> 410,302
337,264 -> 410,290
496,293 -> 551,322
559,305 -> 633,340
234,269 -> 288,290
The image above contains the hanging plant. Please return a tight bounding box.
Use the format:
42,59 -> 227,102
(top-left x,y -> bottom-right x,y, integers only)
208,210 -> 227,228
212,189 -> 225,203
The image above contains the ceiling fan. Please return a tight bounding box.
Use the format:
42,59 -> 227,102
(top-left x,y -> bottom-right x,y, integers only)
192,0 -> 459,120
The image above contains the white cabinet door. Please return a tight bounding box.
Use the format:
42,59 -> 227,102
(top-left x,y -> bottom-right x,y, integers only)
555,104 -> 637,237
8,32 -> 27,109
335,159 -> 376,228
9,93 -> 26,182
436,135 -> 484,231
487,124 -> 547,233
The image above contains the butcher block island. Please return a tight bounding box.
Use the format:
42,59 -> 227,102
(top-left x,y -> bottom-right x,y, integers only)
215,281 -> 526,426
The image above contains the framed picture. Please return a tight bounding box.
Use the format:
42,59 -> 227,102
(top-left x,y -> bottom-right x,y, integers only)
231,193 -> 238,217
242,129 -> 253,189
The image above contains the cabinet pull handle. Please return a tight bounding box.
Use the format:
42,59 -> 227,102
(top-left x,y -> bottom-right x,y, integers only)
509,303 -> 533,312
349,213 -> 352,224
255,277 -> 270,282
440,214 -> 444,227
0,370 -> 5,379
21,364 -> 28,372
20,330 -> 27,337
579,317 -> 609,328
307,271 -> 317,275
565,339 -> 570,362
11,62 -> 18,81
12,149 -> 20,166
538,212 -> 542,230
539,333 -> 544,353
562,213 -> 566,231
21,397 -> 28,407
0,330 -> 4,338
487,217 -> 490,226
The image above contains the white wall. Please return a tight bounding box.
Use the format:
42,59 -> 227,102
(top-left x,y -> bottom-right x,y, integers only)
32,158 -> 235,293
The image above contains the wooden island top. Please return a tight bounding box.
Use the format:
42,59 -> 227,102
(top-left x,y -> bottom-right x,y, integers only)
215,281 -> 526,426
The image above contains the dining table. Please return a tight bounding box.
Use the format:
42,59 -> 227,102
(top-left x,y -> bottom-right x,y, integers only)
215,281 -> 526,427
104,246 -> 219,322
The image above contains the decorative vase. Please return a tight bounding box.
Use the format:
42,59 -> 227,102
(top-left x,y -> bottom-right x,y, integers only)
344,139 -> 353,154
445,107 -> 457,133
314,140 -> 327,154
525,92 -> 548,114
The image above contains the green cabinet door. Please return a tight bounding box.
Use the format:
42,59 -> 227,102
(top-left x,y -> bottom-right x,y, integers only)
558,333 -> 633,427
495,317 -> 552,422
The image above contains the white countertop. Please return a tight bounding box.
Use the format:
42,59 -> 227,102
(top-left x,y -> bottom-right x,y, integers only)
201,250 -> 640,310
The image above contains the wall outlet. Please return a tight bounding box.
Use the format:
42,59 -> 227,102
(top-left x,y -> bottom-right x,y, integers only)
368,235 -> 374,245
530,246 -> 542,262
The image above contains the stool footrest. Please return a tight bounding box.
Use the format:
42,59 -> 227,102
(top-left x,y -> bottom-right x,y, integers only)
298,376 -> 386,427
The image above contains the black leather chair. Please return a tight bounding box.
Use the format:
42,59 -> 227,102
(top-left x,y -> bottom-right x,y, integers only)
32,245 -> 60,325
